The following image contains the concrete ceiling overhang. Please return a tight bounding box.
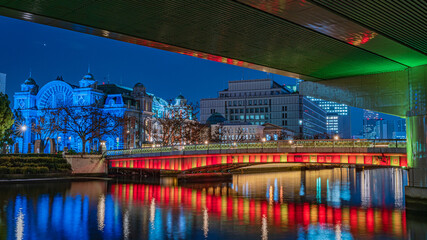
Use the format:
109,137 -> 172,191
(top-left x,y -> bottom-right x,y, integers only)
0,0 -> 425,81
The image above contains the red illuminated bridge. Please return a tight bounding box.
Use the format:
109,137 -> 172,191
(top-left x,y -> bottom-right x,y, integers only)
106,140 -> 407,172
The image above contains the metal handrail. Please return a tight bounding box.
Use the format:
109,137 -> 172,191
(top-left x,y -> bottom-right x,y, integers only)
105,139 -> 406,156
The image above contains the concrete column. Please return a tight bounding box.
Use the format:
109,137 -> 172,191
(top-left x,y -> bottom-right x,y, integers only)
405,65 -> 427,209
14,143 -> 19,153
27,143 -> 32,153
49,138 -> 56,154
406,115 -> 427,187
34,140 -> 43,153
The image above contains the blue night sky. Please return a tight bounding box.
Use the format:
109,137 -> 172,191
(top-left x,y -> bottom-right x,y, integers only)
0,16 -> 402,135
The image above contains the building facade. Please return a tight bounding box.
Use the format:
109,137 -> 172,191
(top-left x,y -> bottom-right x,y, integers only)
307,97 -> 351,139
208,114 -> 294,142
211,123 -> 265,142
375,119 -> 406,139
201,79 -> 326,138
12,72 -> 190,153
362,110 -> 380,139
0,73 -> 5,94
360,109 -> 406,139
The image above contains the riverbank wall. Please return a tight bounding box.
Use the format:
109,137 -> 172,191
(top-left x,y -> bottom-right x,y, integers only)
64,154 -> 107,175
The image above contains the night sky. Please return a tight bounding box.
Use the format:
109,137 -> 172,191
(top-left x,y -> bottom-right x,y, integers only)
0,16 -> 402,136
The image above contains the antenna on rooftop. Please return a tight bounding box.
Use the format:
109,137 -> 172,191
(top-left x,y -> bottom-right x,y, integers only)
88,64 -> 91,73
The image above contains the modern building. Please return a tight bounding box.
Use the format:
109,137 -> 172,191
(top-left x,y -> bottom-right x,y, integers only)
361,110 -> 380,139
363,119 -> 378,139
0,73 -> 5,93
364,110 -> 379,120
360,108 -> 406,139
375,119 -> 406,139
307,97 -> 351,139
200,79 -> 326,138
12,72 -> 191,153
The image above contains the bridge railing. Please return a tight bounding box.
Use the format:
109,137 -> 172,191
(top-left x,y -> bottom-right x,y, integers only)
105,139 -> 406,157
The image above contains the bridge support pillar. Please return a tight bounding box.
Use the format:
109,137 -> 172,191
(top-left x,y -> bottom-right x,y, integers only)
405,65 -> 427,210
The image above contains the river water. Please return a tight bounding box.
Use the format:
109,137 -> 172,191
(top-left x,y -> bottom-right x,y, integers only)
0,168 -> 425,240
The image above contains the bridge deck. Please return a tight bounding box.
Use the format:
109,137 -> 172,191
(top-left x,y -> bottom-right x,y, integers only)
106,140 -> 406,159
107,140 -> 407,172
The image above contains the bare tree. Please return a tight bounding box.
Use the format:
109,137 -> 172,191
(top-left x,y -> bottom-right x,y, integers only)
52,105 -> 124,153
153,101 -> 202,146
156,117 -> 184,146
32,109 -> 58,149
144,117 -> 162,144
210,124 -> 248,143
182,121 -> 209,144
210,124 -> 224,143
233,127 -> 247,142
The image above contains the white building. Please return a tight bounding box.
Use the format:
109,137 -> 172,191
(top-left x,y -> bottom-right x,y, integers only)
210,122 -> 294,142
211,123 -> 264,142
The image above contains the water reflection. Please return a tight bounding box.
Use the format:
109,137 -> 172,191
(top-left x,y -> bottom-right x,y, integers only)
0,168 -> 422,239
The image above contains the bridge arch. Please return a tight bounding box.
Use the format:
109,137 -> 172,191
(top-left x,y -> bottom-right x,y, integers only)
109,152 -> 407,172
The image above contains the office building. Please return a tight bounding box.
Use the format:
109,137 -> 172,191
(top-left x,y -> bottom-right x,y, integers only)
200,79 -> 326,138
0,73 -> 5,93
307,97 -> 351,139
375,119 -> 406,139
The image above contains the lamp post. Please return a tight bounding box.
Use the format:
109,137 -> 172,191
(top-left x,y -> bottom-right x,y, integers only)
21,125 -> 27,153
333,135 -> 339,148
57,136 -> 61,152
262,137 -> 266,151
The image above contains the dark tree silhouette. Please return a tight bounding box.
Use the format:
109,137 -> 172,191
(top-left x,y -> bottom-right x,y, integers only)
52,104 -> 124,153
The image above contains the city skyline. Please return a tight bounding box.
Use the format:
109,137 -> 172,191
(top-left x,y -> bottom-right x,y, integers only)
0,1 -> 423,238
0,15 -> 403,137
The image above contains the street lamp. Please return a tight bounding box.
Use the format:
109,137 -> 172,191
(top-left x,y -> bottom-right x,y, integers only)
289,140 -> 293,144
57,136 -> 61,152
21,125 -> 27,153
262,138 -> 266,142
334,135 -> 339,140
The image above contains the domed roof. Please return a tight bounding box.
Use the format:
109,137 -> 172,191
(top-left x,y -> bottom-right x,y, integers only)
176,94 -> 185,100
24,77 -> 36,85
82,73 -> 95,80
134,82 -> 145,88
206,113 -> 227,125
